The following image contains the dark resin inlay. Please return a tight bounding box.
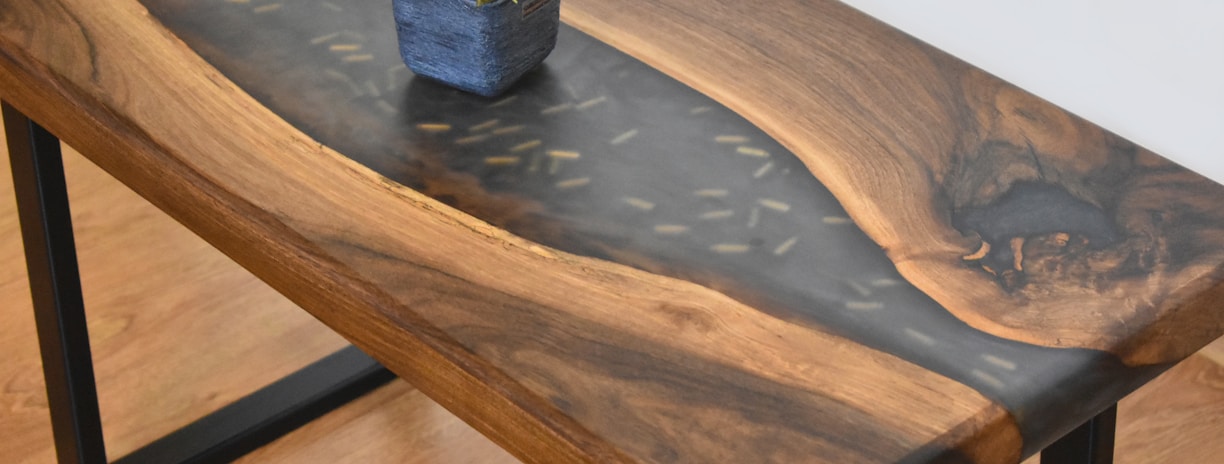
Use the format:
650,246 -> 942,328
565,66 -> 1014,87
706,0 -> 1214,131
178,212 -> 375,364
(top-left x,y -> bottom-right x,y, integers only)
141,0 -> 1161,451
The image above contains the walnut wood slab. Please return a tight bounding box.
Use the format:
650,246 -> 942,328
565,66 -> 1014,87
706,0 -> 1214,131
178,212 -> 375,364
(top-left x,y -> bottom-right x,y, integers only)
560,1 -> 1224,368
1,0 -> 1221,463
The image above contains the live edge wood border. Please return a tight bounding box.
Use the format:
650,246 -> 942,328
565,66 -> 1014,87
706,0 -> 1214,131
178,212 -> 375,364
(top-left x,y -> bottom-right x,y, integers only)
3,1 -> 1222,463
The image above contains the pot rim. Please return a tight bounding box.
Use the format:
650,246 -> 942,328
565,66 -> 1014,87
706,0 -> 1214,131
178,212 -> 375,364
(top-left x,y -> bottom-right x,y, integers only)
459,0 -> 512,8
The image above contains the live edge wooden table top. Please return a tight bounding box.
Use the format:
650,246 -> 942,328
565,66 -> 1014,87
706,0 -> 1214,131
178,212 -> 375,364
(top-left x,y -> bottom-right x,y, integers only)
3,0 -> 1223,462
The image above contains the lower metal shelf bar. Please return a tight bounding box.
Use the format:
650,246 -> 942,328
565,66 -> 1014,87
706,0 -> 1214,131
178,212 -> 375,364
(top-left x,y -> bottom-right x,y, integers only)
115,346 -> 394,464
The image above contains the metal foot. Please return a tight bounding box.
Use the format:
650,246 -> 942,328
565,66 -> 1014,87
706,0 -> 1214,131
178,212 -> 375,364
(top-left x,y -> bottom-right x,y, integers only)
1041,404 -> 1116,464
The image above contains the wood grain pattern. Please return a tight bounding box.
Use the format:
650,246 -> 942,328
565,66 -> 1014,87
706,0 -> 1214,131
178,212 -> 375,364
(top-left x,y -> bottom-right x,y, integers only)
560,0 -> 1224,366
0,1 -> 1019,462
3,0 -> 1222,462
4,136 -> 1221,464
250,345 -> 1224,464
137,2 -> 1160,453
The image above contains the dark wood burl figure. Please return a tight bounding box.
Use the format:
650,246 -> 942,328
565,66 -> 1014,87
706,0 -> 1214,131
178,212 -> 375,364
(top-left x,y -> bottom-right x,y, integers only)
7,0 -> 1224,461
561,0 -> 1224,365
954,181 -> 1120,288
929,79 -> 1224,364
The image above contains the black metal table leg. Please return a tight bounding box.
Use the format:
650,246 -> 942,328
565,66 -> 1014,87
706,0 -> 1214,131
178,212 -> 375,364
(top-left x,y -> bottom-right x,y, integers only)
4,102 -> 107,463
4,101 -> 395,463
1042,404 -> 1117,464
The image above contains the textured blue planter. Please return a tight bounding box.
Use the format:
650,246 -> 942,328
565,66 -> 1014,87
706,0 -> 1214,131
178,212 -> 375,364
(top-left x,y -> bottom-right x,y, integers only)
393,0 -> 561,97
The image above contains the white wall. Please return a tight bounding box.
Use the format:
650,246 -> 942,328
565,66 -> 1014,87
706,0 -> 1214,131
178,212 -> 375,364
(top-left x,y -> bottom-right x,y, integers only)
841,0 -> 1224,183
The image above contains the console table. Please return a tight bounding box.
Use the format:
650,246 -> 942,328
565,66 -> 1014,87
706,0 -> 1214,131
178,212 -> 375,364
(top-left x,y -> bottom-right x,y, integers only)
3,0 -> 1222,462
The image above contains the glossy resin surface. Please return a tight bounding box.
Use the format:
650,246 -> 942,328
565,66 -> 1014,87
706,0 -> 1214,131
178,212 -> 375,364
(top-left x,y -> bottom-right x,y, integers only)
140,0 -> 1174,454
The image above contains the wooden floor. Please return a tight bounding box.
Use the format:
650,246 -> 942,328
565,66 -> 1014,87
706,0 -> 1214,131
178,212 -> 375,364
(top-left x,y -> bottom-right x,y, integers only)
0,126 -> 1219,463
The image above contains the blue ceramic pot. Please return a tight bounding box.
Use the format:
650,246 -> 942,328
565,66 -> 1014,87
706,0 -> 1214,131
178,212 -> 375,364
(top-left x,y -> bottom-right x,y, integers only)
393,0 -> 561,97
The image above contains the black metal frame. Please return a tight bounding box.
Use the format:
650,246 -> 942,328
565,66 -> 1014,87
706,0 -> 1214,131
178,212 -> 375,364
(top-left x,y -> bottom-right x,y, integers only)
1041,404 -> 1117,464
4,99 -> 1120,463
114,347 -> 394,464
5,101 -> 107,464
4,101 -> 394,464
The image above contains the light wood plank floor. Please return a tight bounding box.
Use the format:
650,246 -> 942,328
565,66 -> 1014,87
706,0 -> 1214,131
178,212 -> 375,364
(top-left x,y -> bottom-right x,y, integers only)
0,124 -> 1219,463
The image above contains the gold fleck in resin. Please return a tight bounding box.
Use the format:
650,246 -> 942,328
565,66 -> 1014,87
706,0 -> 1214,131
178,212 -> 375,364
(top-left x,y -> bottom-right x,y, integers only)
623,197 -> 656,211
653,225 -> 689,235
981,355 -> 1018,371
492,125 -> 525,135
540,102 -> 573,115
699,210 -> 735,220
484,156 -> 521,166
252,3 -> 282,13
694,189 -> 729,198
773,236 -> 799,256
845,301 -> 884,311
971,370 -> 1006,389
454,134 -> 490,145
309,32 -> 340,44
736,146 -> 769,157
714,135 -> 749,144
547,150 -> 581,159
468,119 -> 500,132
758,198 -> 791,212
576,96 -> 608,110
415,123 -> 452,132
610,129 -> 639,145
510,140 -> 542,152
329,44 -> 361,52
847,280 -> 872,297
753,161 -> 775,179
555,177 -> 591,189
342,54 -> 374,63
711,243 -> 751,254
823,216 -> 851,224
904,328 -> 936,346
